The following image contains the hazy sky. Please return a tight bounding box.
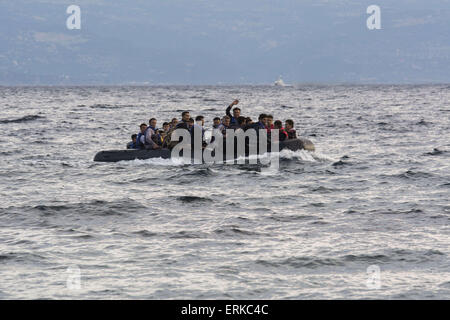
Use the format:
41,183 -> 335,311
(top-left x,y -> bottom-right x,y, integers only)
1,0 -> 449,84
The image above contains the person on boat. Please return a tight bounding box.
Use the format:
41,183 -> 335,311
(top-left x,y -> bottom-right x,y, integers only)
285,119 -> 297,139
225,99 -> 241,125
188,117 -> 195,130
149,117 -> 161,144
213,117 -> 223,130
250,114 -> 267,130
161,132 -> 170,149
156,130 -> 165,146
210,117 -> 223,144
244,114 -> 269,145
191,116 -> 204,134
162,122 -> 171,133
229,116 -> 240,130
221,116 -> 231,135
192,115 -> 207,147
274,120 -> 288,141
127,134 -> 138,149
195,115 -> 205,127
145,118 -> 160,149
266,115 -> 274,131
234,116 -> 247,130
149,118 -> 158,131
245,117 -> 253,126
136,123 -> 148,149
170,118 -> 178,129
164,112 -> 190,149
176,111 -> 190,130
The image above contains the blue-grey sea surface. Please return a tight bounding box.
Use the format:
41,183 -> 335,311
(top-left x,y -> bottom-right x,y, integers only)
0,85 -> 449,299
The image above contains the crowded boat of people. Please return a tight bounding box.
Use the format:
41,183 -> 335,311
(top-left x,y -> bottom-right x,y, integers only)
126,100 -> 298,150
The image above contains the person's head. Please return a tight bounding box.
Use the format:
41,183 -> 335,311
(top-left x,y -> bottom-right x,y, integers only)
245,117 -> 253,125
223,115 -> 231,127
131,134 -> 137,142
285,119 -> 294,130
258,113 -> 268,125
274,120 -> 282,129
158,129 -> 166,137
181,111 -> 190,122
188,118 -> 194,128
171,118 -> 178,126
267,115 -> 274,126
139,123 -> 148,133
233,107 -> 241,118
195,115 -> 205,126
213,117 -> 221,126
163,122 -> 170,132
149,118 -> 157,128
237,116 -> 246,127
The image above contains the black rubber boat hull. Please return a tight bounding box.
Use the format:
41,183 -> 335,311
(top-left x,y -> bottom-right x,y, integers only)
93,138 -> 314,162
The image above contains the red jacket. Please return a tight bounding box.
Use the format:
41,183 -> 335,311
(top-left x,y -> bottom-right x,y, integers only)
280,127 -> 288,140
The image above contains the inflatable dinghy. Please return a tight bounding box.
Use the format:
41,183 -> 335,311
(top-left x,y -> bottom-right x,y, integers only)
93,138 -> 314,163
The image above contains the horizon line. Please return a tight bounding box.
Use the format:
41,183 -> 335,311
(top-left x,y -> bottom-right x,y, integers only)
1,82 -> 449,87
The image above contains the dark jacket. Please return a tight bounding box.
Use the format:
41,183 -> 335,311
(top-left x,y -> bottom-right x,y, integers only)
287,129 -> 297,139
279,128 -> 288,141
225,104 -> 237,125
176,121 -> 189,130
127,141 -> 138,149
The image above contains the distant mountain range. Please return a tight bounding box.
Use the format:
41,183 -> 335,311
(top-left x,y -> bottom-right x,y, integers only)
1,0 -> 449,85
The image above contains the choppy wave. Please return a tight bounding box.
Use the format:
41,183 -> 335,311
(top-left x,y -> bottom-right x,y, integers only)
1,199 -> 147,218
0,252 -> 49,265
176,195 -> 213,203
394,169 -> 436,180
0,114 -> 44,124
255,249 -> 445,269
424,148 -> 448,156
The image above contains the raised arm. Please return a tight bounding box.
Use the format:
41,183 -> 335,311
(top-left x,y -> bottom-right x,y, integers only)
225,99 -> 239,118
